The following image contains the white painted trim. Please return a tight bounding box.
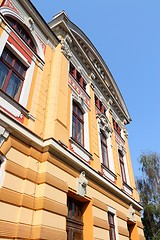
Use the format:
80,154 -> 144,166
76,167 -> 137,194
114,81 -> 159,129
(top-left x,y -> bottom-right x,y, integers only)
6,41 -> 30,67
123,154 -> 131,186
0,26 -> 9,55
108,207 -> 119,240
0,154 -> 6,188
19,59 -> 35,107
97,119 -> 115,174
0,23 -> 37,109
71,92 -> 90,152
0,112 -> 143,211
108,206 -> 116,214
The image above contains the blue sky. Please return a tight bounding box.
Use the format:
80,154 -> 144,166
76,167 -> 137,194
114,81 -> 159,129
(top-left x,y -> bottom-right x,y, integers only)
31,0 -> 160,178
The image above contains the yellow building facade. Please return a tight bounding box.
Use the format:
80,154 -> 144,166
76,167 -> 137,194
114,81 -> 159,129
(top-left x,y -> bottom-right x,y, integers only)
0,0 -> 145,239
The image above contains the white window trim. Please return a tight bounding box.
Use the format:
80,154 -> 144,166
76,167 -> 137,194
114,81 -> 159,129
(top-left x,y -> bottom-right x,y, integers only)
0,154 -> 6,188
0,42 -> 35,118
97,115 -> 115,178
108,206 -> 119,240
69,93 -> 90,162
118,147 -> 131,185
5,41 -> 36,107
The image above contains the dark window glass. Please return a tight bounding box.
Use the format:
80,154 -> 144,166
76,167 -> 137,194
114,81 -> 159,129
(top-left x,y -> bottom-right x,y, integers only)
100,132 -> 109,167
94,95 -> 106,114
119,150 -> 127,183
108,212 -> 116,240
67,197 -> 83,240
6,16 -> 36,52
69,63 -> 87,91
0,48 -> 27,101
72,102 -> 84,146
113,119 -> 121,135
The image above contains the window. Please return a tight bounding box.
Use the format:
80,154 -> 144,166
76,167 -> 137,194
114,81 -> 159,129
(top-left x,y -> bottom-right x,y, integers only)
118,150 -> 127,183
112,119 -> 121,136
100,131 -> 109,168
67,197 -> 83,240
108,212 -> 116,240
6,17 -> 36,52
72,102 -> 84,146
95,95 -> 106,114
69,63 -> 86,91
0,48 -> 27,101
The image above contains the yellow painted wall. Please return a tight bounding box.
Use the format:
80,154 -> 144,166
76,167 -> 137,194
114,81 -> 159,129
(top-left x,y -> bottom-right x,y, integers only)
88,84 -> 101,170
43,44 -> 69,145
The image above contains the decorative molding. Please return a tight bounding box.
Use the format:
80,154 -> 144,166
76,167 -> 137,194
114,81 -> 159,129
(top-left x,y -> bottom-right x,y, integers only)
61,34 -> 72,59
0,112 -> 143,211
90,72 -> 96,80
128,204 -> 135,222
96,113 -> 112,136
77,171 -> 88,197
1,0 -> 20,15
24,16 -> 34,32
69,80 -> 90,109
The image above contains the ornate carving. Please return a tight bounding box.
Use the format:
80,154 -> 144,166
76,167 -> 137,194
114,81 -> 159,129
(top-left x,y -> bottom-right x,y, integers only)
24,17 -> 34,32
123,128 -> 128,138
90,72 -> 96,80
77,171 -> 88,197
61,34 -> 72,59
2,0 -> 20,14
129,204 -> 135,222
97,114 -> 112,135
108,98 -> 113,106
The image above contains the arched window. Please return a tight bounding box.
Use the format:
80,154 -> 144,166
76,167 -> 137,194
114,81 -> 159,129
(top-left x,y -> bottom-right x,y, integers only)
6,16 -> 36,52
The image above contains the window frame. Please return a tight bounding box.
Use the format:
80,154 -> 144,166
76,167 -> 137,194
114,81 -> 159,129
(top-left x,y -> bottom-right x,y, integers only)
6,16 -> 36,52
113,118 -> 121,136
0,47 -> 27,101
72,101 -> 84,146
67,197 -> 83,240
69,62 -> 87,91
95,95 -> 106,114
108,212 -> 116,240
100,131 -> 109,168
118,150 -> 127,183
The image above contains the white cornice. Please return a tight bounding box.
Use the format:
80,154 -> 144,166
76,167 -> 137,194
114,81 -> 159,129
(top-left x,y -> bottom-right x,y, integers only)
0,111 -> 142,211
49,12 -> 131,124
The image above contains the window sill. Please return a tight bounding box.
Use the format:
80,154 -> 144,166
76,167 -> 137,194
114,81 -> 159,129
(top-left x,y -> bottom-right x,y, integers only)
69,137 -> 92,162
101,163 -> 117,183
0,89 -> 35,122
122,182 -> 133,196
